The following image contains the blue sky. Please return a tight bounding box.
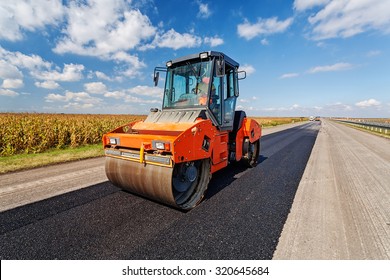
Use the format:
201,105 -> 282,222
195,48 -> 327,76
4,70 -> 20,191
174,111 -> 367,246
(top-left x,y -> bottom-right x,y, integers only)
0,0 -> 389,117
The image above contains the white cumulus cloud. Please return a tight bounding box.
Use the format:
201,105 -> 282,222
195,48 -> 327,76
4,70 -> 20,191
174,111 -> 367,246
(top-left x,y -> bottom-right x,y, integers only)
197,2 -> 212,19
294,0 -> 331,11
0,47 -> 51,71
2,79 -> 24,89
1,1 -> 222,63
238,64 -> 256,76
145,29 -> 202,50
84,82 -> 107,94
128,85 -> 163,98
54,1 -> 156,56
95,71 -> 113,81
279,73 -> 300,79
0,60 -> 23,79
45,91 -> 103,108
261,38 -> 270,45
237,17 -> 293,40
204,36 -> 224,47
296,0 -> 390,40
308,62 -> 354,73
0,0 -> 64,41
35,80 -> 60,89
355,99 -> 381,108
34,64 -> 84,82
0,88 -> 19,97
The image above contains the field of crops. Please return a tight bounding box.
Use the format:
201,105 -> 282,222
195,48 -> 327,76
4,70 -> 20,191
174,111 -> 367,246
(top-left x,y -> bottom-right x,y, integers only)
252,117 -> 308,127
0,113 -> 144,156
0,113 -> 307,157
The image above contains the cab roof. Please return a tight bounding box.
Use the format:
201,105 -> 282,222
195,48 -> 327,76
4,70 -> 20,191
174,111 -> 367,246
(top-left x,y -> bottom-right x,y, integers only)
169,51 -> 239,68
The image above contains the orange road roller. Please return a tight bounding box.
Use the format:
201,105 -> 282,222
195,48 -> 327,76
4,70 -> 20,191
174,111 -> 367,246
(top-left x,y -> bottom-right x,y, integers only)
103,51 -> 261,209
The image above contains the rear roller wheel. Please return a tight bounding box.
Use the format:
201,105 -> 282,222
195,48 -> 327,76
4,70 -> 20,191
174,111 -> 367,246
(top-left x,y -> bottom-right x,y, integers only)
242,138 -> 260,167
172,159 -> 211,210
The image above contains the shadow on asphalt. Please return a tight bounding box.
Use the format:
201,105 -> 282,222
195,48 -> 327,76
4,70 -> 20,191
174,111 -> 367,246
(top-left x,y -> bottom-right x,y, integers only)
205,154 -> 268,200
0,182 -> 118,235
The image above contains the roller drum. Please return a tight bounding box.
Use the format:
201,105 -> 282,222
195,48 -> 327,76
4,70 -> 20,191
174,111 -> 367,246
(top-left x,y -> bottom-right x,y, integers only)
105,157 -> 211,210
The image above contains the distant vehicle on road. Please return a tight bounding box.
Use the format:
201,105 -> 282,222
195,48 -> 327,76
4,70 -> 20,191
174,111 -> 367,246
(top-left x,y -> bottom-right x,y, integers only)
309,116 -> 315,121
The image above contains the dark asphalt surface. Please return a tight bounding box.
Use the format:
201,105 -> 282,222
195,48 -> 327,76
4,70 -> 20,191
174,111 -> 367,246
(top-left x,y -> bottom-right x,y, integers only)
0,122 -> 320,259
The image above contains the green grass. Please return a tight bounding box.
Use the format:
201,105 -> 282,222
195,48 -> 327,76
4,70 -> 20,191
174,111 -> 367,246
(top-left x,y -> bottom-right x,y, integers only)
0,144 -> 104,174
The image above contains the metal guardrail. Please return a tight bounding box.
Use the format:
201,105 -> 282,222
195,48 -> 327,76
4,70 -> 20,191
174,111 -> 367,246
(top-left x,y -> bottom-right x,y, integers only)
336,120 -> 390,135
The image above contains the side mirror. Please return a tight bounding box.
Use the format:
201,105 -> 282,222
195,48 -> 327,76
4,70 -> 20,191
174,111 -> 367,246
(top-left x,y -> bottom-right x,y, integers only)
238,70 -> 246,80
216,58 -> 225,77
153,72 -> 159,86
153,67 -> 167,86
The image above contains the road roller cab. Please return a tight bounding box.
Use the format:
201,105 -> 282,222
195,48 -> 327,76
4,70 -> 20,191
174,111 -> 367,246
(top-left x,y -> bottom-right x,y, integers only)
103,51 -> 261,210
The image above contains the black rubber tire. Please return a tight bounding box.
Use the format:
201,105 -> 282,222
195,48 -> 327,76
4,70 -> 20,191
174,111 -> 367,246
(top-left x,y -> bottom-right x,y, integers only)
173,159 -> 211,210
241,138 -> 260,168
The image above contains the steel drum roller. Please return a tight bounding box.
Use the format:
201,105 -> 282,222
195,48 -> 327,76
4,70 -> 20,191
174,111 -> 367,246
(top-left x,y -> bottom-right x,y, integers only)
105,157 -> 211,209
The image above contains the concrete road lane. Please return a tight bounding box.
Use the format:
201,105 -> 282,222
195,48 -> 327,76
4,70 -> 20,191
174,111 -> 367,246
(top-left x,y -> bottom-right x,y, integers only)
274,119 -> 390,259
0,158 -> 106,212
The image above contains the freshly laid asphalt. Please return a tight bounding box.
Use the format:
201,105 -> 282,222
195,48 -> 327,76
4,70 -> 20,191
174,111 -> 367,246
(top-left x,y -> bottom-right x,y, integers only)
0,122 -> 320,259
